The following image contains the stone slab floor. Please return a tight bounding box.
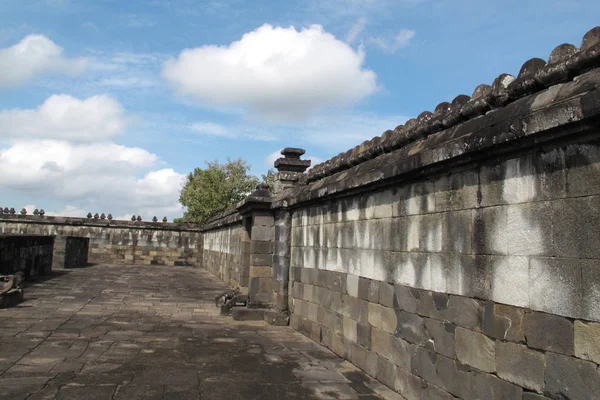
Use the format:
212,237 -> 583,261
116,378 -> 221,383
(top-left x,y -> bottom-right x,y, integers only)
0,264 -> 402,400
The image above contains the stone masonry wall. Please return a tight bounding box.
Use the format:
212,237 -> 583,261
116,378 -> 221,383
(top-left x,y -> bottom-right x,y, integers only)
0,216 -> 203,269
0,235 -> 54,277
202,222 -> 246,290
288,141 -> 600,399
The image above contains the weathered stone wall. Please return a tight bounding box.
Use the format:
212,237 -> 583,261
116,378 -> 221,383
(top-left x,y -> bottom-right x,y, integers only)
282,28 -> 600,400
288,142 -> 600,399
0,216 -> 203,269
202,221 -> 246,290
0,235 -> 53,277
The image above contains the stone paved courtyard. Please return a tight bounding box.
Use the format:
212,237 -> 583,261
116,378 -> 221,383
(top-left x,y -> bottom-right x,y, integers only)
0,264 -> 402,400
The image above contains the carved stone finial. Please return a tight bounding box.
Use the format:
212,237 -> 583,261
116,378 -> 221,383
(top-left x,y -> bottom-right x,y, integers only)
274,147 -> 311,173
548,43 -> 578,65
136,215 -> 142,222
100,213 -> 106,220
152,216 -> 158,222
20,208 -> 26,215
163,216 -> 168,222
39,209 -> 45,216
33,209 -> 39,215
107,214 -> 113,220
4,207 -> 10,214
0,207 -> 3,214
581,26 -> 600,51
131,215 -> 136,221
9,208 -> 15,214
93,213 -> 99,219
87,212 -> 93,219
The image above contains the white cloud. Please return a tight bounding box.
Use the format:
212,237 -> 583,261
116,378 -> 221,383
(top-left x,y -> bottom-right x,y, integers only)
191,122 -> 233,137
0,34 -> 87,88
346,18 -> 367,44
0,94 -> 129,141
45,205 -> 87,217
162,24 -> 378,121
0,140 -> 185,219
371,29 -> 415,53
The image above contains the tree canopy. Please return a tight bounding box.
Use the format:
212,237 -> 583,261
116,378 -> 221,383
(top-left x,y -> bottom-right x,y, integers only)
176,159 -> 274,225
178,158 -> 259,224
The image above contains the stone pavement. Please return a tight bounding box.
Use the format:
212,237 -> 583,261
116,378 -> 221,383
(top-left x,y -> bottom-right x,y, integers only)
0,264 -> 403,400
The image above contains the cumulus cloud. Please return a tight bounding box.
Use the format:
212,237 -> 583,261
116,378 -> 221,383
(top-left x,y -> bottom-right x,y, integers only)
162,24 -> 378,121
371,29 -> 415,53
0,94 -> 129,141
0,34 -> 87,88
190,122 -> 234,138
0,140 -> 185,219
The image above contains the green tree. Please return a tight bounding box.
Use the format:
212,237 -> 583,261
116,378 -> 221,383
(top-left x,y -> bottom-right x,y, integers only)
261,168 -> 276,191
179,158 -> 259,224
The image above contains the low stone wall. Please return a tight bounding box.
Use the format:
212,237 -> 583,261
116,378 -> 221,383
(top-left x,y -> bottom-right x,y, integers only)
0,216 -> 203,269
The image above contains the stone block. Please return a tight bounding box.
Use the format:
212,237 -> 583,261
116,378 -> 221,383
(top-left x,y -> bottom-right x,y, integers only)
470,371 -> 523,400
496,341 -> 544,392
253,214 -> 274,227
435,355 -> 472,399
523,394 -> 551,400
377,355 -> 397,389
378,282 -> 394,308
357,323 -> 371,349
574,320 -> 600,364
394,368 -> 423,400
552,196 -> 600,259
411,345 -> 437,383
250,241 -> 272,254
365,350 -> 378,378
421,384 -> 456,400
581,260 -> 600,322
249,266 -> 272,278
483,302 -> 525,342
308,302 -> 318,322
251,226 -> 273,242
371,327 -> 391,357
523,311 -> 574,355
395,311 -> 427,346
388,334 -> 412,371
530,257 -> 582,318
358,277 -> 371,301
472,206 -> 508,256
368,302 -> 383,329
455,327 -> 496,373
434,170 -> 479,212
545,352 -> 600,400
346,274 -> 359,297
441,209 -> 473,254
505,202 -> 553,256
368,279 -> 380,303
490,255 -> 530,308
380,306 -> 397,335
424,318 -> 456,359
418,292 -> 483,332
343,317 -> 358,343
393,284 -> 418,313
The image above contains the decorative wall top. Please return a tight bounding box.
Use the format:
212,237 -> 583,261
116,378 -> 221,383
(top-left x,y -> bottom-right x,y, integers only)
306,26 -> 600,183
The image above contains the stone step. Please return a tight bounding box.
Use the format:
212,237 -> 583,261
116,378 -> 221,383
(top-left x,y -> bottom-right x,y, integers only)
231,307 -> 290,326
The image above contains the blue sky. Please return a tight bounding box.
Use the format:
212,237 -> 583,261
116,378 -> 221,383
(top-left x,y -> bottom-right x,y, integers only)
1,0 -> 598,219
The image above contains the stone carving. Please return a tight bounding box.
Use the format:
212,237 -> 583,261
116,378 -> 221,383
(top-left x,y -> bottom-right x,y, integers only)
39,209 -> 45,216
93,213 -> 99,219
3,207 -> 9,214
163,217 -> 168,222
33,209 -> 39,215
20,208 -> 26,215
0,272 -> 24,309
100,213 -> 106,220
136,216 -> 142,222
87,213 -> 93,219
153,216 -> 158,222
107,214 -> 113,220
131,215 -> 136,221
9,208 -> 16,214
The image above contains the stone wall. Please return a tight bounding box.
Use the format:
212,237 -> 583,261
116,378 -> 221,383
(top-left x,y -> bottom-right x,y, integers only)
0,235 -> 53,277
280,28 -> 600,399
202,221 -> 246,290
0,215 -> 203,269
288,141 -> 600,399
